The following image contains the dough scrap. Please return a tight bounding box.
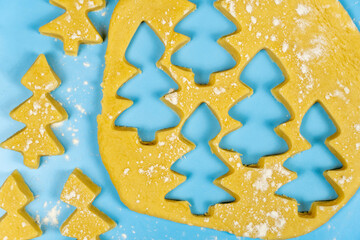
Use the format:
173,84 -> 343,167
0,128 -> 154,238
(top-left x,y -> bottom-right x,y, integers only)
1,54 -> 68,169
98,0 -> 360,239
40,0 -> 105,56
0,170 -> 42,239
60,168 -> 116,240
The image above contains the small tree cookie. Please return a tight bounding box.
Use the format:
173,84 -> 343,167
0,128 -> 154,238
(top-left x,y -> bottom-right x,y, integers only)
40,0 -> 105,56
0,170 -> 42,239
60,169 -> 116,240
1,54 -> 68,169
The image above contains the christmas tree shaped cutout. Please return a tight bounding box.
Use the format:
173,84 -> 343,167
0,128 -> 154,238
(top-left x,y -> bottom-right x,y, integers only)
1,55 -> 68,169
219,50 -> 290,166
115,22 -> 180,143
40,0 -> 105,56
276,102 -> 343,213
166,103 -> 235,215
0,170 -> 42,239
171,0 -> 236,85
60,169 -> 116,240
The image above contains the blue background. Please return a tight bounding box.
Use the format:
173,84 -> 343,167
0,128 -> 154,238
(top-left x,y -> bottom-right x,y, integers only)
0,0 -> 359,239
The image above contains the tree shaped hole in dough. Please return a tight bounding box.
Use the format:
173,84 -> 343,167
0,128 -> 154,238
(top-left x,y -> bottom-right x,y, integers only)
165,103 -> 235,215
1,54 -> 68,169
40,0 -> 105,56
219,50 -> 290,167
0,171 -> 42,240
115,22 -> 180,143
171,0 -> 237,85
276,102 -> 344,214
60,168 -> 116,240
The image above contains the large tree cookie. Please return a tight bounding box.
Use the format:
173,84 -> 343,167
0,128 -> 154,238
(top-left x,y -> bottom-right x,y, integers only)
1,54 -> 68,169
98,0 -> 360,239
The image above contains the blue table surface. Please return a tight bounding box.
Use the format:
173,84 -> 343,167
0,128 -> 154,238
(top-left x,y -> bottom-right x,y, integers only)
0,0 -> 359,239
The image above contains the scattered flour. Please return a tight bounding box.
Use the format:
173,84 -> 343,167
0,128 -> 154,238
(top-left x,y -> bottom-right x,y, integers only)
246,222 -> 269,238
165,90 -> 178,105
63,191 -> 77,201
75,104 -> 86,114
356,143 -> 360,150
213,87 -> 226,95
24,139 -> 33,152
251,16 -> 257,24
255,223 -> 269,237
273,18 -> 281,26
296,4 -> 311,16
282,42 -> 289,53
297,35 -> 328,62
252,169 -> 273,191
225,0 -> 236,17
246,4 -> 253,13
43,206 -> 61,226
123,168 -> 130,175
354,124 -> 360,132
72,138 -> 80,146
338,175 -> 353,185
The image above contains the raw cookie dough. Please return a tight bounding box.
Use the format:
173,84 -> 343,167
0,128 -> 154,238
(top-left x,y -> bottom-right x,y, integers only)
0,170 -> 42,239
1,54 -> 68,169
60,168 -> 116,240
40,0 -> 105,56
98,0 -> 360,239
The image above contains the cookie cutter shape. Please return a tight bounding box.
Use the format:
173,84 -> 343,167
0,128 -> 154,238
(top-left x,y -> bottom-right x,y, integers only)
40,0 -> 105,56
276,102 -> 344,214
115,22 -> 181,143
60,169 -> 116,240
0,170 -> 42,240
1,54 -> 68,169
165,103 -> 235,215
99,0 -> 360,239
219,50 -> 290,167
171,0 -> 237,85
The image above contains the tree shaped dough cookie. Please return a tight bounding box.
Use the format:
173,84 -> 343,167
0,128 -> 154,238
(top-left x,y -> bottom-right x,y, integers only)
0,171 -> 42,240
40,0 -> 105,56
60,169 -> 116,240
1,55 -> 68,169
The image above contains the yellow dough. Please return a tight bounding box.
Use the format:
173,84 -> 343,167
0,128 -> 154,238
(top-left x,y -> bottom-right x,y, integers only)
1,54 -> 68,169
40,0 -> 105,56
60,168 -> 116,240
0,170 -> 42,239
98,0 -> 360,239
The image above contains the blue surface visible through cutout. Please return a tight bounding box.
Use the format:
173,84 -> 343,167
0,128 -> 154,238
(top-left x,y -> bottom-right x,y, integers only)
171,0 -> 237,85
276,103 -> 343,213
0,0 -> 359,240
220,50 -> 290,166
115,22 -> 180,143
165,103 -> 235,215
